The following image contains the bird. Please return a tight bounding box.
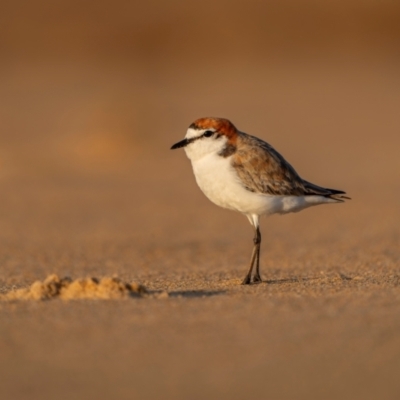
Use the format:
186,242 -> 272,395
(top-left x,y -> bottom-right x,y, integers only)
171,117 -> 350,285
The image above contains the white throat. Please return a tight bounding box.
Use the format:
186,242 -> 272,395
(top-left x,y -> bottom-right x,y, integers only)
183,128 -> 228,162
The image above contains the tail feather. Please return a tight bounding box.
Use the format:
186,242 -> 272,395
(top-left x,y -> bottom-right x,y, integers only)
303,181 -> 351,201
327,193 -> 351,202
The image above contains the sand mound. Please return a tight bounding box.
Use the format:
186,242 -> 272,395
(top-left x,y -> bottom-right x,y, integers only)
1,274 -> 147,300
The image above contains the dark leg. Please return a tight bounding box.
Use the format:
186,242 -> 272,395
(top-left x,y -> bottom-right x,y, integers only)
241,226 -> 262,285
241,243 -> 258,285
252,227 -> 262,283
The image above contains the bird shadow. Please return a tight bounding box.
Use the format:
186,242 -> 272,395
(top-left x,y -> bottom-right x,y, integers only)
262,277 -> 317,285
150,289 -> 227,298
169,289 -> 227,298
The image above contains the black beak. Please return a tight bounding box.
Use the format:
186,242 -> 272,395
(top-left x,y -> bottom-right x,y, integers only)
171,138 -> 190,150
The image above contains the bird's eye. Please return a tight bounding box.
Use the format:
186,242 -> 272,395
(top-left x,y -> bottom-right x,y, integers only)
203,130 -> 214,137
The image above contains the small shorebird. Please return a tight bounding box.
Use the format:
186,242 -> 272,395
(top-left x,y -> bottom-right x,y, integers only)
171,117 -> 349,285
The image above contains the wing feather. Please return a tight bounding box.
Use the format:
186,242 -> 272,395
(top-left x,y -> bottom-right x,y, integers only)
231,132 -> 349,200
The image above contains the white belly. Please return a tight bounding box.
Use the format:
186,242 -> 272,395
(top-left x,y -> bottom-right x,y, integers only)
190,153 -> 334,217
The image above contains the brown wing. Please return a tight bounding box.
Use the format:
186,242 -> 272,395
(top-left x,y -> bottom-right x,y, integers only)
231,132 -> 349,199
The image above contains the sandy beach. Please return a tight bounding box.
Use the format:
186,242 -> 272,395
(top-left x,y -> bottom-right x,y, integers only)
1,1 -> 400,399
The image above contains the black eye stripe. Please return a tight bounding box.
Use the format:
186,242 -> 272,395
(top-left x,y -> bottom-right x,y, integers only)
180,130 -> 218,147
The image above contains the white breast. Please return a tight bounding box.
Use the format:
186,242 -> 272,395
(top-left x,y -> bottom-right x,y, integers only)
190,153 -> 274,215
189,153 -> 336,217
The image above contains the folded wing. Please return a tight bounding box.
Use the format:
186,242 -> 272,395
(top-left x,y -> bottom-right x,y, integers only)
232,132 -> 350,201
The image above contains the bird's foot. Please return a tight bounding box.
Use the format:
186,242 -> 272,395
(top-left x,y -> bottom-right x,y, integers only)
241,274 -> 263,285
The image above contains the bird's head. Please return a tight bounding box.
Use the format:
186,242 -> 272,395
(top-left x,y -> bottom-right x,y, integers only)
171,117 -> 238,161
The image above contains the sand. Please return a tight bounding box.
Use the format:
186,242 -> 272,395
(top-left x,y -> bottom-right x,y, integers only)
1,1 -> 400,399
0,159 -> 399,400
0,274 -> 147,301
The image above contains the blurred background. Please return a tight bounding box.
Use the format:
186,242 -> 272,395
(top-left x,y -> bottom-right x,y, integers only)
1,0 -> 399,275
1,0 -> 399,181
1,0 -> 399,251
1,2 -> 400,400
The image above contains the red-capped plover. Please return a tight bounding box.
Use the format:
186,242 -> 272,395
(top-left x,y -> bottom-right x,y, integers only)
171,117 -> 350,285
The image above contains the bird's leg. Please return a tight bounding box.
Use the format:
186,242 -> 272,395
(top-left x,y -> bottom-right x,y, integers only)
241,244 -> 257,285
252,227 -> 262,283
241,226 -> 261,285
